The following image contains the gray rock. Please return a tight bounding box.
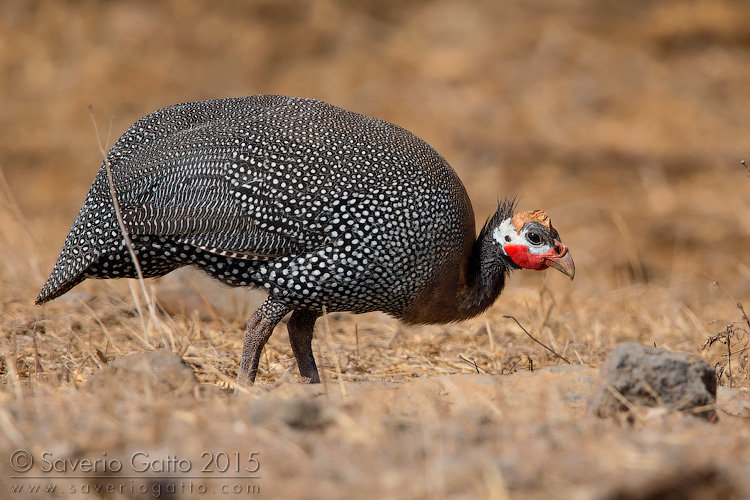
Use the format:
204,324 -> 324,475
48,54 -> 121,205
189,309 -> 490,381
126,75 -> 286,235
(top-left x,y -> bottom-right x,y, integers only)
587,343 -> 717,420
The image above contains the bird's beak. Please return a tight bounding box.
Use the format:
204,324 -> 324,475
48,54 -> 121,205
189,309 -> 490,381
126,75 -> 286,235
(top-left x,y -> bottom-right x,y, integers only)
543,243 -> 575,280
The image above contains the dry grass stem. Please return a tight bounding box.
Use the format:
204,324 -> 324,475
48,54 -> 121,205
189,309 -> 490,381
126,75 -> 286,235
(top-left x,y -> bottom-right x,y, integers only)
88,106 -> 170,349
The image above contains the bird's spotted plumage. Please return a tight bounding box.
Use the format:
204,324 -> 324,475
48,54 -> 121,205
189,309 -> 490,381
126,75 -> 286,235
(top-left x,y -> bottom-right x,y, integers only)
38,96 -> 473,316
38,95 -> 574,385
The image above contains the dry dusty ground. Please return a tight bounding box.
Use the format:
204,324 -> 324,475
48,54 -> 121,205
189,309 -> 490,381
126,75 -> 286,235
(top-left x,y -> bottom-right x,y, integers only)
1,1 -> 750,498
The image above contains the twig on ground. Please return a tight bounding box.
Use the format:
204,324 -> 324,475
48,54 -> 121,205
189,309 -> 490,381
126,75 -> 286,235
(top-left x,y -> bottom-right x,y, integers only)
458,353 -> 489,374
703,321 -> 747,389
504,315 -> 571,364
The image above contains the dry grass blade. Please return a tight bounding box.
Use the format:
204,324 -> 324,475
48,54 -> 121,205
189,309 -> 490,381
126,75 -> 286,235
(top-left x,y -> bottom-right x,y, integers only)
3,350 -> 23,402
0,406 -> 23,446
604,384 -> 639,414
738,302 -> 750,332
486,320 -> 495,352
321,306 -> 347,398
31,332 -> 45,383
612,212 -> 646,283
0,164 -> 36,245
76,298 -> 127,352
88,106 -> 170,350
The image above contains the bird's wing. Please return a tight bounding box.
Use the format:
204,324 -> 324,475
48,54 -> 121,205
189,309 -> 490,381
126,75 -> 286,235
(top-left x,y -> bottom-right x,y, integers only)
121,204 -> 309,260
106,98 -> 331,260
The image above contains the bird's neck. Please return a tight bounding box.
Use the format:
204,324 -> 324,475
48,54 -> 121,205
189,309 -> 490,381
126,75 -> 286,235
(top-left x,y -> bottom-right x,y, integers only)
399,228 -> 512,325
455,232 -> 510,318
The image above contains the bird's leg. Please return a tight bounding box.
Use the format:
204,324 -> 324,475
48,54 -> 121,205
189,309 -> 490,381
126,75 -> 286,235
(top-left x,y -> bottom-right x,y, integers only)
287,309 -> 321,383
236,297 -> 291,388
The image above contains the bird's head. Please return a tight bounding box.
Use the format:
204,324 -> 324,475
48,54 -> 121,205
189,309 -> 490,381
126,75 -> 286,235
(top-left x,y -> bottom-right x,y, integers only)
491,207 -> 575,280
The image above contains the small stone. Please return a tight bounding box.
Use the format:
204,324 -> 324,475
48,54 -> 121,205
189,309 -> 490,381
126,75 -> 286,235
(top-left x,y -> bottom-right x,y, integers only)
717,386 -> 750,418
278,397 -> 332,430
587,343 -> 717,420
600,467 -> 737,500
87,350 -> 198,396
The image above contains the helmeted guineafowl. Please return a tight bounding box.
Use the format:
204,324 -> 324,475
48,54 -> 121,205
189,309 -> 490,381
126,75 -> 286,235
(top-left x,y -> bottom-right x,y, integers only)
36,95 -> 575,386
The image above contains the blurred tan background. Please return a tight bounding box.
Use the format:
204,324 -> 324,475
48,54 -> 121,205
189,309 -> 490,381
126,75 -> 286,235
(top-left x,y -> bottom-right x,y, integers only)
2,5 -> 750,496
2,0 -> 750,304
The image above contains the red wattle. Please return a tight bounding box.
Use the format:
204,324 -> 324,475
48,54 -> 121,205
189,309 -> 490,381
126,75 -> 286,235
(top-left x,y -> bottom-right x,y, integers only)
503,244 -> 549,270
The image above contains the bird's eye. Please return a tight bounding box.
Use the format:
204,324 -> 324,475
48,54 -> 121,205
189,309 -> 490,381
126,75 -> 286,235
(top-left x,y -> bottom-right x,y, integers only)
504,235 -> 511,243
527,232 -> 542,245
